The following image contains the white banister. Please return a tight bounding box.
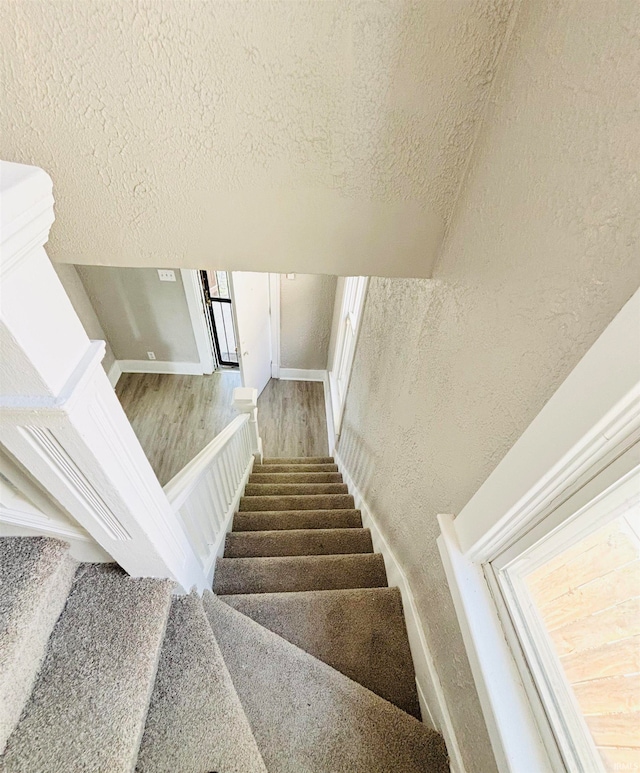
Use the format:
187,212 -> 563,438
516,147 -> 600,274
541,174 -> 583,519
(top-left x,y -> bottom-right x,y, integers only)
0,160 -> 207,592
164,391 -> 261,582
232,387 -> 263,463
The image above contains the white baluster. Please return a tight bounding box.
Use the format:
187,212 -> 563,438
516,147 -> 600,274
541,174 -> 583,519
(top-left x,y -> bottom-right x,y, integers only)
232,387 -> 263,463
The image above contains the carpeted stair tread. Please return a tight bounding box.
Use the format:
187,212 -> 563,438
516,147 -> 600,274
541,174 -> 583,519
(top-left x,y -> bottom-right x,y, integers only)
249,472 -> 343,484
203,593 -> 449,773
0,537 -> 77,753
239,494 -> 354,511
221,587 -> 421,718
252,463 -> 338,473
244,483 -> 348,496
213,553 -> 387,595
233,509 -> 363,532
135,594 -> 267,773
224,528 -> 373,558
1,564 -> 172,773
262,457 -> 334,465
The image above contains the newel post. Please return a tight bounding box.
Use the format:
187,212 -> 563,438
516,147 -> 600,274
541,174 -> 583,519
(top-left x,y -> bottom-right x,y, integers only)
232,387 -> 263,463
0,161 -> 207,592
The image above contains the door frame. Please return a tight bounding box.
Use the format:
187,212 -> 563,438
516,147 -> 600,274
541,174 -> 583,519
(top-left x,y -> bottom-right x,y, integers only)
269,273 -> 281,379
181,269 -> 215,374
328,276 -> 369,436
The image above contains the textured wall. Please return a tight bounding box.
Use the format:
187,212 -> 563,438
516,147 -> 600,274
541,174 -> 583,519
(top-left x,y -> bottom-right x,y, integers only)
338,2 -> 640,771
280,274 -> 337,370
1,0 -> 512,277
52,263 -> 117,375
77,267 -> 199,363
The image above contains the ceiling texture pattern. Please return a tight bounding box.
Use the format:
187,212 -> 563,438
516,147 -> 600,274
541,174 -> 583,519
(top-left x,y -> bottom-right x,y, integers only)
1,0 -> 514,276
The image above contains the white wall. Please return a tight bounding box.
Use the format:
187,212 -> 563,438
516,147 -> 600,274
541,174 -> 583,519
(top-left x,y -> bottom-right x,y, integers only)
280,274 -> 336,370
1,1 -> 514,278
52,263 -> 116,375
337,2 -> 640,771
76,266 -> 199,364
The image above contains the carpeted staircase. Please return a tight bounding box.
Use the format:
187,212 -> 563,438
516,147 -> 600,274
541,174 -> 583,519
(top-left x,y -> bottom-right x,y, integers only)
0,457 -> 449,772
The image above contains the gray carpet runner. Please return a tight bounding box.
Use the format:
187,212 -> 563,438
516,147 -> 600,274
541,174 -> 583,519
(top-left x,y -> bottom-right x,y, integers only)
222,587 -> 421,717
0,537 -> 77,752
204,592 -> 448,773
234,508 -> 363,531
1,563 -> 172,773
214,553 -> 388,595
1,456 -> 449,771
136,594 -> 266,773
225,527 -> 373,557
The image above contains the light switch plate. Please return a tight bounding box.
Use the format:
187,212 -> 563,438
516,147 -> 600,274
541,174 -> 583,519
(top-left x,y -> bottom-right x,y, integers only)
157,269 -> 176,282
286,273 -> 296,280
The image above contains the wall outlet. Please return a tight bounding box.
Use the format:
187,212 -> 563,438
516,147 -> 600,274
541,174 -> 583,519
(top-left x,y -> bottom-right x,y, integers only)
157,269 -> 176,282
286,273 -> 296,280
147,351 -> 156,360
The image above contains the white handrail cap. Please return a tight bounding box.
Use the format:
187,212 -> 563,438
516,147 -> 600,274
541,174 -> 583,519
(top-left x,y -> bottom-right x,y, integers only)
232,386 -> 258,410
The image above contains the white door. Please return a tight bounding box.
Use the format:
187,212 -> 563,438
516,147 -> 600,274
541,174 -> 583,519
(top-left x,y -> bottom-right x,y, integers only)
329,276 -> 368,434
230,271 -> 272,396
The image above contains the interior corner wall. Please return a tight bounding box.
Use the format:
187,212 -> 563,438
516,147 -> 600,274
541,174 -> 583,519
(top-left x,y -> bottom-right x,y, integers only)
52,262 -> 117,375
75,266 -> 200,364
279,274 -> 337,370
335,2 -> 640,772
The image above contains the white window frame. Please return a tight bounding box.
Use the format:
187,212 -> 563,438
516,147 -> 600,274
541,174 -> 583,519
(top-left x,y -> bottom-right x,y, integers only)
328,276 -> 369,435
489,451 -> 639,773
437,287 -> 640,773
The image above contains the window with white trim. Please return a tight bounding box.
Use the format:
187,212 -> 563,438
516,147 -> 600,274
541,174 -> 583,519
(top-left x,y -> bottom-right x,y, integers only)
488,444 -> 640,772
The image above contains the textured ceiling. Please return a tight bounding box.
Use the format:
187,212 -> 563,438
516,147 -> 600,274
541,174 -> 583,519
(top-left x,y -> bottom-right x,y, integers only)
1,0 -> 513,277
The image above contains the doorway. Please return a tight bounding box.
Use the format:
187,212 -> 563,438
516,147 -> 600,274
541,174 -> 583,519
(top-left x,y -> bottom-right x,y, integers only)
200,270 -> 239,369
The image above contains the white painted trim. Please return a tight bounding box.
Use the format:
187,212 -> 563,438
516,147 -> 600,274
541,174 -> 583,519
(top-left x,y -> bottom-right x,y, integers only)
456,287 -> 640,561
437,515 -> 549,773
107,360 -> 122,388
322,372 -> 336,455
208,454 -> 254,582
328,276 -> 369,437
117,359 -> 204,376
0,509 -> 111,563
334,451 -> 467,773
278,367 -> 325,382
181,268 -> 215,374
269,273 -> 281,378
436,288 -> 640,773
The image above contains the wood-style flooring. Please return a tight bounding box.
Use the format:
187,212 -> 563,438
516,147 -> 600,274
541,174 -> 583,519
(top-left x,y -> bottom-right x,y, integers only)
116,372 -> 328,485
257,379 -> 328,459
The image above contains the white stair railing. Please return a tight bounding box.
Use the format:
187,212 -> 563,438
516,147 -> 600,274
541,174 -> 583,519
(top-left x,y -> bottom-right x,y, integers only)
163,387 -> 263,582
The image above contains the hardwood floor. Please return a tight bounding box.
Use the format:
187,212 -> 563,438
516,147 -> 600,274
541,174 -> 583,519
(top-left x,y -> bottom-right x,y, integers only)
257,379 -> 328,459
116,370 -> 242,485
116,373 -> 328,485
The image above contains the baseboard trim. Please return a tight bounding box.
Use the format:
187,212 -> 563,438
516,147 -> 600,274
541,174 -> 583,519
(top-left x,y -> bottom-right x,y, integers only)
117,360 -> 204,376
334,450 -> 467,773
107,361 -> 122,388
0,508 -> 112,563
278,367 -> 325,382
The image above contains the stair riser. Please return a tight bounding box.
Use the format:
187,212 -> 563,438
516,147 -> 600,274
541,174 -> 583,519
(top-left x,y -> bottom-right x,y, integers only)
252,464 -> 338,473
233,510 -> 363,531
239,494 -> 355,511
249,473 -> 344,484
244,483 -> 348,496
224,529 -> 373,558
262,457 -> 334,465
220,588 -> 421,718
213,554 -> 388,595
